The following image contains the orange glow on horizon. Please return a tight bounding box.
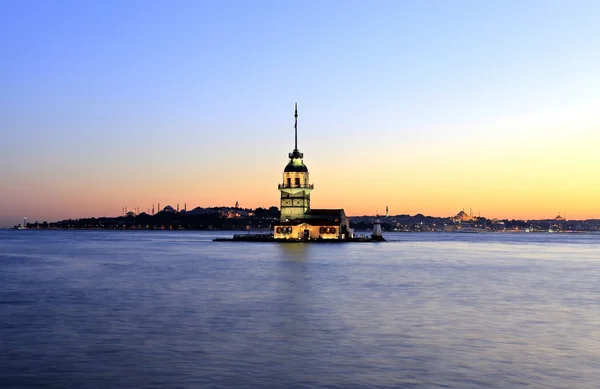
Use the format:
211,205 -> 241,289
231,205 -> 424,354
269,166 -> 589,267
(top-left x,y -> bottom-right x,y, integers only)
2,106 -> 600,227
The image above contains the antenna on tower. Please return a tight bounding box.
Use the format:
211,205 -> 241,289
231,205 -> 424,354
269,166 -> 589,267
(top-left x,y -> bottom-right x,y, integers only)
288,103 -> 303,159
294,102 -> 298,151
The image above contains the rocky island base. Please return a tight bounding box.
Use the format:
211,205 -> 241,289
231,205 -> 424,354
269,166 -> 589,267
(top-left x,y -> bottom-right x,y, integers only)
213,234 -> 385,243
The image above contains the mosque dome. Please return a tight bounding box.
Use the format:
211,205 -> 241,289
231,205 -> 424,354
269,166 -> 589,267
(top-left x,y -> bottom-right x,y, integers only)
162,205 -> 176,213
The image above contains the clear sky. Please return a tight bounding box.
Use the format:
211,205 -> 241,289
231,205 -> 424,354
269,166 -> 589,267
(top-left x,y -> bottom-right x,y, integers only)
1,0 -> 600,227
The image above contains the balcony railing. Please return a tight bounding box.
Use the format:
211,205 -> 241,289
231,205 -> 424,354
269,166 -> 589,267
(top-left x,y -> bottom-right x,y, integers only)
278,183 -> 314,189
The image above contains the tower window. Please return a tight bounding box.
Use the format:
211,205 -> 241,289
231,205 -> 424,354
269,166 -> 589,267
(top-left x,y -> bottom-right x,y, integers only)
287,177 -> 291,187
295,177 -> 300,187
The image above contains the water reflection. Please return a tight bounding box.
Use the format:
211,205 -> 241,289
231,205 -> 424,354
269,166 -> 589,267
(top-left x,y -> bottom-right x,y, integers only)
1,231 -> 600,388
277,242 -> 312,261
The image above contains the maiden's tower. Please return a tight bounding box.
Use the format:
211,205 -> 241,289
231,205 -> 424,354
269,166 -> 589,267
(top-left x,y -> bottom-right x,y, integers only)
273,104 -> 351,240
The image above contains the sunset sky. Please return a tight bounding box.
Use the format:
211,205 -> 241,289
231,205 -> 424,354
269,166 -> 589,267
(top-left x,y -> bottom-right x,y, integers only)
2,0 -> 600,227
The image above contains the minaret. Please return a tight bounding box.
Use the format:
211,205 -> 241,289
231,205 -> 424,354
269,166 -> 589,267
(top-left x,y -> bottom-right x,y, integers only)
386,205 -> 389,218
278,103 -> 313,221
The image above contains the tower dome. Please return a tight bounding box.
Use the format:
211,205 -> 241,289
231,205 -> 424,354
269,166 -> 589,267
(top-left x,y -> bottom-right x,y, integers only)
284,160 -> 308,172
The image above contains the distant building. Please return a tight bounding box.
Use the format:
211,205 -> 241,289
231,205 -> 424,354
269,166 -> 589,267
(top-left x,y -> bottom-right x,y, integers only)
187,207 -> 219,216
273,104 -> 351,240
162,205 -> 177,213
453,209 -> 474,222
221,208 -> 251,218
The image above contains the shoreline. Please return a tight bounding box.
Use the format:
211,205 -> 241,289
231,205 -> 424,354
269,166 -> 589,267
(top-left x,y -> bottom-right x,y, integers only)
3,228 -> 593,234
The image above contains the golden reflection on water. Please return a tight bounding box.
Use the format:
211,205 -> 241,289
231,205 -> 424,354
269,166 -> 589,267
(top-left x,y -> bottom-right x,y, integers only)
277,242 -> 312,261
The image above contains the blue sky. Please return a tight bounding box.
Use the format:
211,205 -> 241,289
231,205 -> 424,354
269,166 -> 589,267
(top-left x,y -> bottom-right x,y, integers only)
1,0 -> 599,226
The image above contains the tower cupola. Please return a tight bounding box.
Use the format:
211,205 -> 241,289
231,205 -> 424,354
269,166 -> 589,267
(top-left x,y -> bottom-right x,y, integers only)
284,103 -> 308,172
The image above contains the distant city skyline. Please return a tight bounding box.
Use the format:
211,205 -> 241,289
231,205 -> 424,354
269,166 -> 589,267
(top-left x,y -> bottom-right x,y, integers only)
2,1 -> 600,227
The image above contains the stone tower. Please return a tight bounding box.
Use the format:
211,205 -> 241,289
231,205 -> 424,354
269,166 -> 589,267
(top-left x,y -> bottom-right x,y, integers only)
278,103 -> 313,221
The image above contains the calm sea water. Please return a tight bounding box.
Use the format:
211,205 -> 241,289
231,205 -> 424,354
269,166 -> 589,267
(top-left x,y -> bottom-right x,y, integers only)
1,230 -> 599,389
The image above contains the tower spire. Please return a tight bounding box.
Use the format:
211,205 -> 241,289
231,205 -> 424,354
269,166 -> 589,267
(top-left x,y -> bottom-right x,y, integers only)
294,102 -> 298,151
288,103 -> 303,159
